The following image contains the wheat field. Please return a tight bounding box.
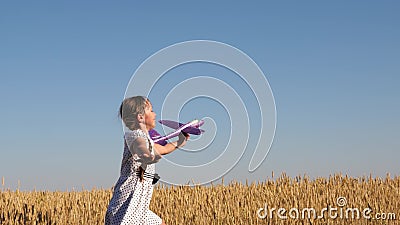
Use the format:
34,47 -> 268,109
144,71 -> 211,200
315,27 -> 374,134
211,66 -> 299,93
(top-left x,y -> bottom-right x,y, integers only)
1,174 -> 399,225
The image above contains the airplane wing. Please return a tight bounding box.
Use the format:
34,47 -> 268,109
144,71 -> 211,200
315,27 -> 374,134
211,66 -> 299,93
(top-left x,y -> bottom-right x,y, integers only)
159,120 -> 204,135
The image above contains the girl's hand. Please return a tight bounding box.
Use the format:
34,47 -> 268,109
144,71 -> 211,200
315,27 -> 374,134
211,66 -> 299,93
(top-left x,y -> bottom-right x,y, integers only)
177,132 -> 190,148
154,151 -> 162,161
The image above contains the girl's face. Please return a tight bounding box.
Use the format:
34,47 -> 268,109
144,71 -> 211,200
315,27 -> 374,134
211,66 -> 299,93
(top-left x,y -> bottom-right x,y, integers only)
144,102 -> 156,130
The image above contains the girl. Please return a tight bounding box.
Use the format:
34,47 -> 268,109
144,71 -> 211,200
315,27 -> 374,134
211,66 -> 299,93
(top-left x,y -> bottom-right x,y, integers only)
105,96 -> 189,225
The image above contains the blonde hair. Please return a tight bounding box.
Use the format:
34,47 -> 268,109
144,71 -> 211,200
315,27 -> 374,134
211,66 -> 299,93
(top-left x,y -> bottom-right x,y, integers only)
119,96 -> 151,130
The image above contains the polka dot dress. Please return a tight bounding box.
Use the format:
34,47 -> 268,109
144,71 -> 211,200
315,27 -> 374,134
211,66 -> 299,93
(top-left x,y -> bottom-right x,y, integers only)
105,129 -> 162,225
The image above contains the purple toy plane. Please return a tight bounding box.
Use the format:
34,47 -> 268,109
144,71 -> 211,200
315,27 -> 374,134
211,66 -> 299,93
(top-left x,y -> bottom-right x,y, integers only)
149,119 -> 205,146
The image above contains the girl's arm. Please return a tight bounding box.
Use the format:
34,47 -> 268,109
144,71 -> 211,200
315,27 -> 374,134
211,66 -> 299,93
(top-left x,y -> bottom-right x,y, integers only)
154,132 -> 189,155
130,137 -> 161,164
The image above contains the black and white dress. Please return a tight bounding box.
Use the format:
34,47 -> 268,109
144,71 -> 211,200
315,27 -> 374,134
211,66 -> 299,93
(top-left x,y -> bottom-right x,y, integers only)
105,129 -> 162,225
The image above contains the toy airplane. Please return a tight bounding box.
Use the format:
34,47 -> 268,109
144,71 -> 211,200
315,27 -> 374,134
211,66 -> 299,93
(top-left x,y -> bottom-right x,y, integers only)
149,119 -> 205,146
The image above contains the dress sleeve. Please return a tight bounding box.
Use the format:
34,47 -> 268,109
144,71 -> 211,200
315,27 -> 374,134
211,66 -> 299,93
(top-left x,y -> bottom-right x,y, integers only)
124,130 -> 153,159
125,129 -> 148,145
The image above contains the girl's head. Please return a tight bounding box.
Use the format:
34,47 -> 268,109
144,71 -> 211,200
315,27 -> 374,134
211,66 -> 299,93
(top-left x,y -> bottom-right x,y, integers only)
119,96 -> 156,131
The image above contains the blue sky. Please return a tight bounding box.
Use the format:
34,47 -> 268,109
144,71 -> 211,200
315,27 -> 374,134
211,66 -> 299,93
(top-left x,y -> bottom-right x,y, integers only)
1,1 -> 399,190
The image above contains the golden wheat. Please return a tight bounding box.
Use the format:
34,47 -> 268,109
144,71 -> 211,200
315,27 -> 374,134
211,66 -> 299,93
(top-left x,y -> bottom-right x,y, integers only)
1,174 -> 399,225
